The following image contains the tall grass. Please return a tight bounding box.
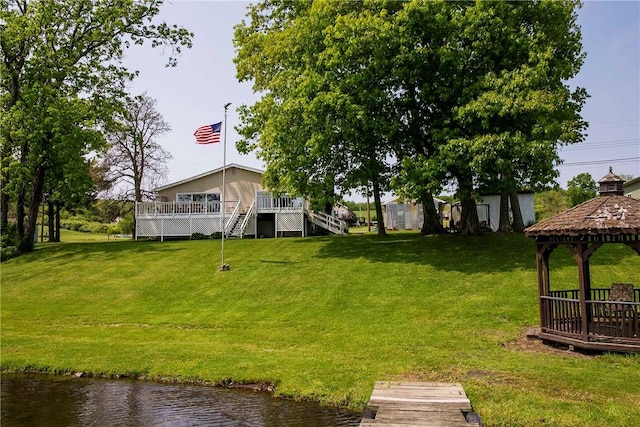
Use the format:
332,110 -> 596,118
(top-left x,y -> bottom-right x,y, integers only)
2,233 -> 639,426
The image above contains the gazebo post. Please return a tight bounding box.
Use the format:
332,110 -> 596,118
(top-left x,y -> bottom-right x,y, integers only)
626,241 -> 640,256
573,241 -> 591,341
569,240 -> 602,342
536,242 -> 556,331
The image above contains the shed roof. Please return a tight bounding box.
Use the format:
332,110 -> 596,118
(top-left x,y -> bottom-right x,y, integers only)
525,195 -> 640,237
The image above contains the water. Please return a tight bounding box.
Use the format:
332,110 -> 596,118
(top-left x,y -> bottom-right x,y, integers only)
1,373 -> 361,426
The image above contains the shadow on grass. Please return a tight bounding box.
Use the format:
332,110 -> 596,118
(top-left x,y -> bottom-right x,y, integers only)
16,239 -> 182,266
295,232 -> 636,274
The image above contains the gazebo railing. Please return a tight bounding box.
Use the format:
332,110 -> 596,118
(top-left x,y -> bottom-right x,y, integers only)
540,295 -> 583,337
549,288 -> 640,302
542,289 -> 639,342
588,300 -> 639,339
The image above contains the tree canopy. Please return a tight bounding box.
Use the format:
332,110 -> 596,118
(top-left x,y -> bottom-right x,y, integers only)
102,93 -> 172,204
0,0 -> 192,250
234,2 -> 399,230
567,172 -> 597,206
233,0 -> 587,236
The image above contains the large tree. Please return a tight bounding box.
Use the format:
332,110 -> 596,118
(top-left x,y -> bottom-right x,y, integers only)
0,0 -> 191,250
391,0 -> 586,235
233,0 -> 586,237
442,1 -> 587,233
389,1 -> 456,234
102,93 -> 172,237
103,93 -> 172,203
234,1 -> 399,234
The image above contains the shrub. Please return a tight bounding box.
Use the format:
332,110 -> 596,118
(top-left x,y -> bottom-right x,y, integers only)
89,223 -> 109,234
60,217 -> 87,232
1,245 -> 20,262
0,223 -> 18,249
17,236 -> 34,253
118,216 -> 134,234
210,232 -> 222,240
60,216 -> 111,234
190,232 -> 207,240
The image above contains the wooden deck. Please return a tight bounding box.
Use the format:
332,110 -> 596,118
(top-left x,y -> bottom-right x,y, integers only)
360,382 -> 480,426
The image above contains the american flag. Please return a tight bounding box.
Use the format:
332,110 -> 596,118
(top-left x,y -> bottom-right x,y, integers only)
194,122 -> 222,144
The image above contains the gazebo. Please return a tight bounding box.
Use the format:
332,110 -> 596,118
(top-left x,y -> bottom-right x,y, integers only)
525,169 -> 640,353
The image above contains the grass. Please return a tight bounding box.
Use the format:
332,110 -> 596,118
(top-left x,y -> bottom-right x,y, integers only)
2,232 -> 639,426
37,228 -> 126,243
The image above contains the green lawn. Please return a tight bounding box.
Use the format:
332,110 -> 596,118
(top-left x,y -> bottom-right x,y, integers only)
2,233 -> 639,426
36,228 -> 127,243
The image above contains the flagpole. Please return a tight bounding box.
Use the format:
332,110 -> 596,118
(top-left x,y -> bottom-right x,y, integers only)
220,102 -> 231,271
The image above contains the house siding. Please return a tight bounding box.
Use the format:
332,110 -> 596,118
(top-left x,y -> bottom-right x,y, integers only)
156,166 -> 263,213
624,177 -> 640,200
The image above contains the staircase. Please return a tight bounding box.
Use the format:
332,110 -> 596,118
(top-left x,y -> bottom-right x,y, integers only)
308,210 -> 347,235
227,214 -> 246,238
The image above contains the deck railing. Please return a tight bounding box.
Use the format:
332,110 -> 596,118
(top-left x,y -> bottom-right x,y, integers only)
255,194 -> 304,211
136,201 -> 239,217
542,288 -> 639,342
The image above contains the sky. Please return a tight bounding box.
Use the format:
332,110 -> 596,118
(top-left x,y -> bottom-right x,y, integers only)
126,1 -> 640,200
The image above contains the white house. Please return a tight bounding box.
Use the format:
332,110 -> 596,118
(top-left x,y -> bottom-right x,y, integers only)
135,164 -> 346,240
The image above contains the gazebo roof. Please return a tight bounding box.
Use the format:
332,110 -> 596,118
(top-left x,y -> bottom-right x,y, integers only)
525,195 -> 640,238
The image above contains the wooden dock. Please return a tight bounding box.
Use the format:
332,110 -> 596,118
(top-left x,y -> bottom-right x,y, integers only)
360,381 -> 481,426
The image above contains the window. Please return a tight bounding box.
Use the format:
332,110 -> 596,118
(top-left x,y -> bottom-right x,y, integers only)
175,192 -> 221,213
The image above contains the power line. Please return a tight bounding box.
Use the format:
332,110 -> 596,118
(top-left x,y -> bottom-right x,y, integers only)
557,157 -> 640,168
561,140 -> 639,151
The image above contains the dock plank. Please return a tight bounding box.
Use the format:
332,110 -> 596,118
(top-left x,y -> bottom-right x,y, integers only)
360,381 -> 479,426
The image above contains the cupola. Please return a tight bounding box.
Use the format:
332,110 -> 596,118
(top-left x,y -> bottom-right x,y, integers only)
598,167 -> 625,196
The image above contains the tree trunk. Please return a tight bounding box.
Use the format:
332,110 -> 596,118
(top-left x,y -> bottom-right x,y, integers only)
54,203 -> 61,242
16,182 -> 26,238
509,191 -> 525,232
372,180 -> 386,235
420,192 -> 444,235
48,201 -> 55,242
40,201 -> 45,242
25,164 -> 46,250
457,175 -> 480,236
1,166 -> 9,227
498,192 -> 511,232
1,107 -> 19,228
459,198 -> 480,235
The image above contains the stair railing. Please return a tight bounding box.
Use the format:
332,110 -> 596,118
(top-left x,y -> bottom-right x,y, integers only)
224,201 -> 242,235
239,201 -> 256,238
308,210 -> 346,235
